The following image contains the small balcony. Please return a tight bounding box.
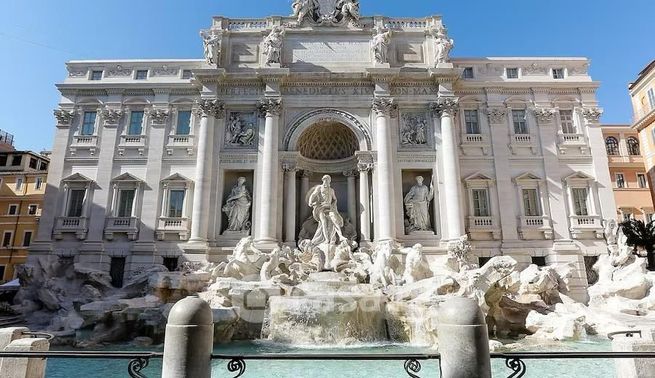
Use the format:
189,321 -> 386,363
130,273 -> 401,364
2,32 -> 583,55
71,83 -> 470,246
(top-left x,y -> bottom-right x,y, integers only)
569,215 -> 603,239
509,134 -> 537,155
466,216 -> 501,240
118,135 -> 147,156
104,217 -> 139,241
166,134 -> 195,156
557,133 -> 590,156
69,135 -> 98,156
54,217 -> 88,240
156,217 -> 190,241
460,134 -> 490,155
518,216 -> 553,240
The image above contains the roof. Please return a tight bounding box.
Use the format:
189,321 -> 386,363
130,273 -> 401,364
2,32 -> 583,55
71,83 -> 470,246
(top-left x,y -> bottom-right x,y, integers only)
628,59 -> 655,90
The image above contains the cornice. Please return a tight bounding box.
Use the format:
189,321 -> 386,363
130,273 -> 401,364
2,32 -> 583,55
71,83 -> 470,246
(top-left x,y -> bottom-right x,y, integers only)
633,109 -> 655,132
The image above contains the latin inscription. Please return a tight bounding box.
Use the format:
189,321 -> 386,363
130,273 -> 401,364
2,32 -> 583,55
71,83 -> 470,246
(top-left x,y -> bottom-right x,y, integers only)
281,87 -> 373,96
287,39 -> 370,63
217,87 -> 264,96
390,87 -> 439,96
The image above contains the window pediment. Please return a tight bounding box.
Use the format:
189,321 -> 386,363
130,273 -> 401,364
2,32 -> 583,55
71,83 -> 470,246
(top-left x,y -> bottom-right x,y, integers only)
514,172 -> 542,183
62,172 -> 94,183
563,171 -> 594,183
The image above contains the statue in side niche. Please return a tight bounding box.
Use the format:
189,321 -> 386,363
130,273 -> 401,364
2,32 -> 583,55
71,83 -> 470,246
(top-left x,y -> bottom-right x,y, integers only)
404,176 -> 434,233
222,177 -> 252,233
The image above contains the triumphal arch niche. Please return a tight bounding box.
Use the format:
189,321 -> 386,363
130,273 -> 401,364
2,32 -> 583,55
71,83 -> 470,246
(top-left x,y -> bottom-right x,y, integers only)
195,0 -> 461,252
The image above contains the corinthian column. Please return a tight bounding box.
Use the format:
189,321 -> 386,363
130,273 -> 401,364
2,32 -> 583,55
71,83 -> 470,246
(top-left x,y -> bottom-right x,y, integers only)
358,162 -> 372,242
299,170 -> 311,222
189,98 -> 224,243
431,97 -> 463,241
283,162 -> 297,244
255,97 -> 282,244
344,170 -> 357,230
372,97 -> 398,241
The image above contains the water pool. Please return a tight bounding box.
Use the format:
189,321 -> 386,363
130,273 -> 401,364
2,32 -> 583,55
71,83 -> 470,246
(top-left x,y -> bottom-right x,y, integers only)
44,338 -> 615,378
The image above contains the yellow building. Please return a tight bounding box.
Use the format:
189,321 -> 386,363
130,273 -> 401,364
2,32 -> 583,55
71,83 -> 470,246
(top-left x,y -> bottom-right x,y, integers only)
0,148 -> 49,283
630,60 -> 655,205
601,125 -> 654,221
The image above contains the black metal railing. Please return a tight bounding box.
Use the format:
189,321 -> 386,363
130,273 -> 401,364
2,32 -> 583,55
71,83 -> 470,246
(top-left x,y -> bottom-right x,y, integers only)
1,350 -> 655,378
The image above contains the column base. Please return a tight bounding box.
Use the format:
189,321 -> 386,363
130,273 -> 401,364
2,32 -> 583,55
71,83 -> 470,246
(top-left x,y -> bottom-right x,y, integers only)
181,241 -> 209,254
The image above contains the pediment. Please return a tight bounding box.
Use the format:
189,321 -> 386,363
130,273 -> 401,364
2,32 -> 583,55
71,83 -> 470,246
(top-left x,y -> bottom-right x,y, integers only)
161,173 -> 192,183
563,171 -> 594,182
514,172 -> 542,182
112,172 -> 144,183
464,172 -> 493,182
62,173 -> 93,182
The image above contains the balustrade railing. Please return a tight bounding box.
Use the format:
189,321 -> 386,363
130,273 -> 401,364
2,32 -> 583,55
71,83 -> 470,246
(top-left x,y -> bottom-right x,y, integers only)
2,350 -> 654,378
468,216 -> 494,228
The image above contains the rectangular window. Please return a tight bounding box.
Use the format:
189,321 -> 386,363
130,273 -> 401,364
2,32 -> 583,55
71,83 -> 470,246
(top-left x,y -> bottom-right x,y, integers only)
0,266 -> 5,281
506,67 -> 519,79
616,173 -> 625,188
15,178 -> 23,191
23,231 -> 32,247
168,190 -> 185,218
176,111 -> 192,135
182,70 -> 193,79
67,189 -> 86,217
11,155 -> 22,166
462,67 -> 474,79
472,189 -> 490,217
571,188 -> 589,216
117,189 -> 135,217
8,205 -> 18,216
559,110 -> 575,134
81,112 -> 97,135
128,111 -> 144,135
39,162 -> 48,171
90,70 -> 103,80
2,232 -> 11,248
464,110 -> 480,134
27,204 -> 38,215
648,88 -> 655,110
522,188 -> 541,216
110,257 -> 126,288
512,110 -> 528,134
638,174 -> 648,188
35,177 -> 43,190
552,68 -> 565,79
531,256 -> 547,267
135,70 -> 148,80
0,155 -> 6,166
29,158 -> 37,169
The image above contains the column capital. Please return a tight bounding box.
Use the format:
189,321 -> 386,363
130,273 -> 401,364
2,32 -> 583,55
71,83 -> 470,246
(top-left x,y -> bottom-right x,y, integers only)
196,98 -> 225,118
579,107 -> 603,124
147,107 -> 170,125
101,106 -> 124,126
533,108 -> 558,124
357,162 -> 373,172
343,170 -> 357,177
430,97 -> 459,117
282,162 -> 297,172
486,107 -> 507,124
54,108 -> 75,126
258,97 -> 282,117
372,97 -> 398,118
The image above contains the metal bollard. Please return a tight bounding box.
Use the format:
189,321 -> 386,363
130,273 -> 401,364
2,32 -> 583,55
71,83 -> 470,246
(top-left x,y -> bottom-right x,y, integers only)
162,295 -> 214,378
437,297 -> 492,378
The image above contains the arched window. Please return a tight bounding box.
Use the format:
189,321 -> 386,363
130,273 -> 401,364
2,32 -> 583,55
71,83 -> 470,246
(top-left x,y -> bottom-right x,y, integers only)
605,137 -> 619,155
627,137 -> 640,156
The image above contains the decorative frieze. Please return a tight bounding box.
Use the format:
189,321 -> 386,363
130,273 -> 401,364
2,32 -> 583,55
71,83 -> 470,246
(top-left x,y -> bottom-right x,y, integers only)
257,98 -> 282,117
533,108 -> 558,123
225,112 -> 257,147
105,65 -> 132,77
196,99 -> 225,118
486,108 -> 507,124
400,112 -> 429,146
523,63 -> 548,75
372,97 -> 398,117
151,66 -> 179,77
54,109 -> 75,126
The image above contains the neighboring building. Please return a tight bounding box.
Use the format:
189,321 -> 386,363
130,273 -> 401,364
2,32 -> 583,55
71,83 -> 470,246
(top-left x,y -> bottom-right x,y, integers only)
0,150 -> 49,282
601,124 -> 653,222
0,129 -> 15,153
630,60 -> 655,204
32,6 -> 615,301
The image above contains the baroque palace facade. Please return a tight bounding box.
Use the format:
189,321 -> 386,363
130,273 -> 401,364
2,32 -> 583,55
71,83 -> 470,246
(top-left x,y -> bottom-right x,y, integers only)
32,4 -> 614,299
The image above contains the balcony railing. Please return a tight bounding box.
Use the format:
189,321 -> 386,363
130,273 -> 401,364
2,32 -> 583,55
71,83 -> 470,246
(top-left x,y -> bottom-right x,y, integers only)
166,134 -> 195,156
119,135 -> 147,145
511,134 -> 532,144
558,133 -> 586,144
156,217 -> 190,240
571,215 -> 601,227
468,216 -> 494,228
71,135 -> 97,146
519,215 -> 549,228
54,217 -> 88,240
462,134 -> 485,143
105,217 -> 139,240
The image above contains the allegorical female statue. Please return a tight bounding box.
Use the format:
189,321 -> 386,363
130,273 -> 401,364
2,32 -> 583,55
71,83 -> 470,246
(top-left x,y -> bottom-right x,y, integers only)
200,30 -> 221,66
404,176 -> 434,233
307,175 -> 345,245
434,26 -> 454,65
371,27 -> 392,64
222,177 -> 252,233
264,26 -> 285,65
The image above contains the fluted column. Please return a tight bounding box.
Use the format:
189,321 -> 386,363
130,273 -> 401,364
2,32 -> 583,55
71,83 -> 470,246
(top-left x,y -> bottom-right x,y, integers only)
357,162 -> 372,242
255,98 -> 282,244
189,99 -> 223,242
431,97 -> 463,241
372,97 -> 398,241
300,171 -> 311,222
283,163 -> 297,244
344,170 -> 357,229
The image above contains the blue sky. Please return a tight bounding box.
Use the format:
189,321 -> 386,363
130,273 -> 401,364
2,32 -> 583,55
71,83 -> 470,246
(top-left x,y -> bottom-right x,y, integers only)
1,0 -> 653,152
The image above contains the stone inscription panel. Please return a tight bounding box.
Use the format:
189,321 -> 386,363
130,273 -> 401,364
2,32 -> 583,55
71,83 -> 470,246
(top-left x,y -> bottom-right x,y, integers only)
281,86 -> 373,96
231,43 -> 259,63
285,37 -> 371,64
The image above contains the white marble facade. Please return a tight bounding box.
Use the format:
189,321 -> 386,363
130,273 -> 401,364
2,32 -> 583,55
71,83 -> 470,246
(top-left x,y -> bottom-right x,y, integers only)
31,8 -> 615,301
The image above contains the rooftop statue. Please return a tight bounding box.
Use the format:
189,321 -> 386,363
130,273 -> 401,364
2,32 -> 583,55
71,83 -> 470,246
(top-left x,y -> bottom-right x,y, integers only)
200,30 -> 221,67
372,27 -> 392,64
291,0 -> 360,26
433,26 -> 454,65
264,26 -> 285,65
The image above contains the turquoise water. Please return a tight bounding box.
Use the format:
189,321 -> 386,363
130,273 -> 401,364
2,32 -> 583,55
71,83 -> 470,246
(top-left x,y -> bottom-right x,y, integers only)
45,339 -> 614,378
